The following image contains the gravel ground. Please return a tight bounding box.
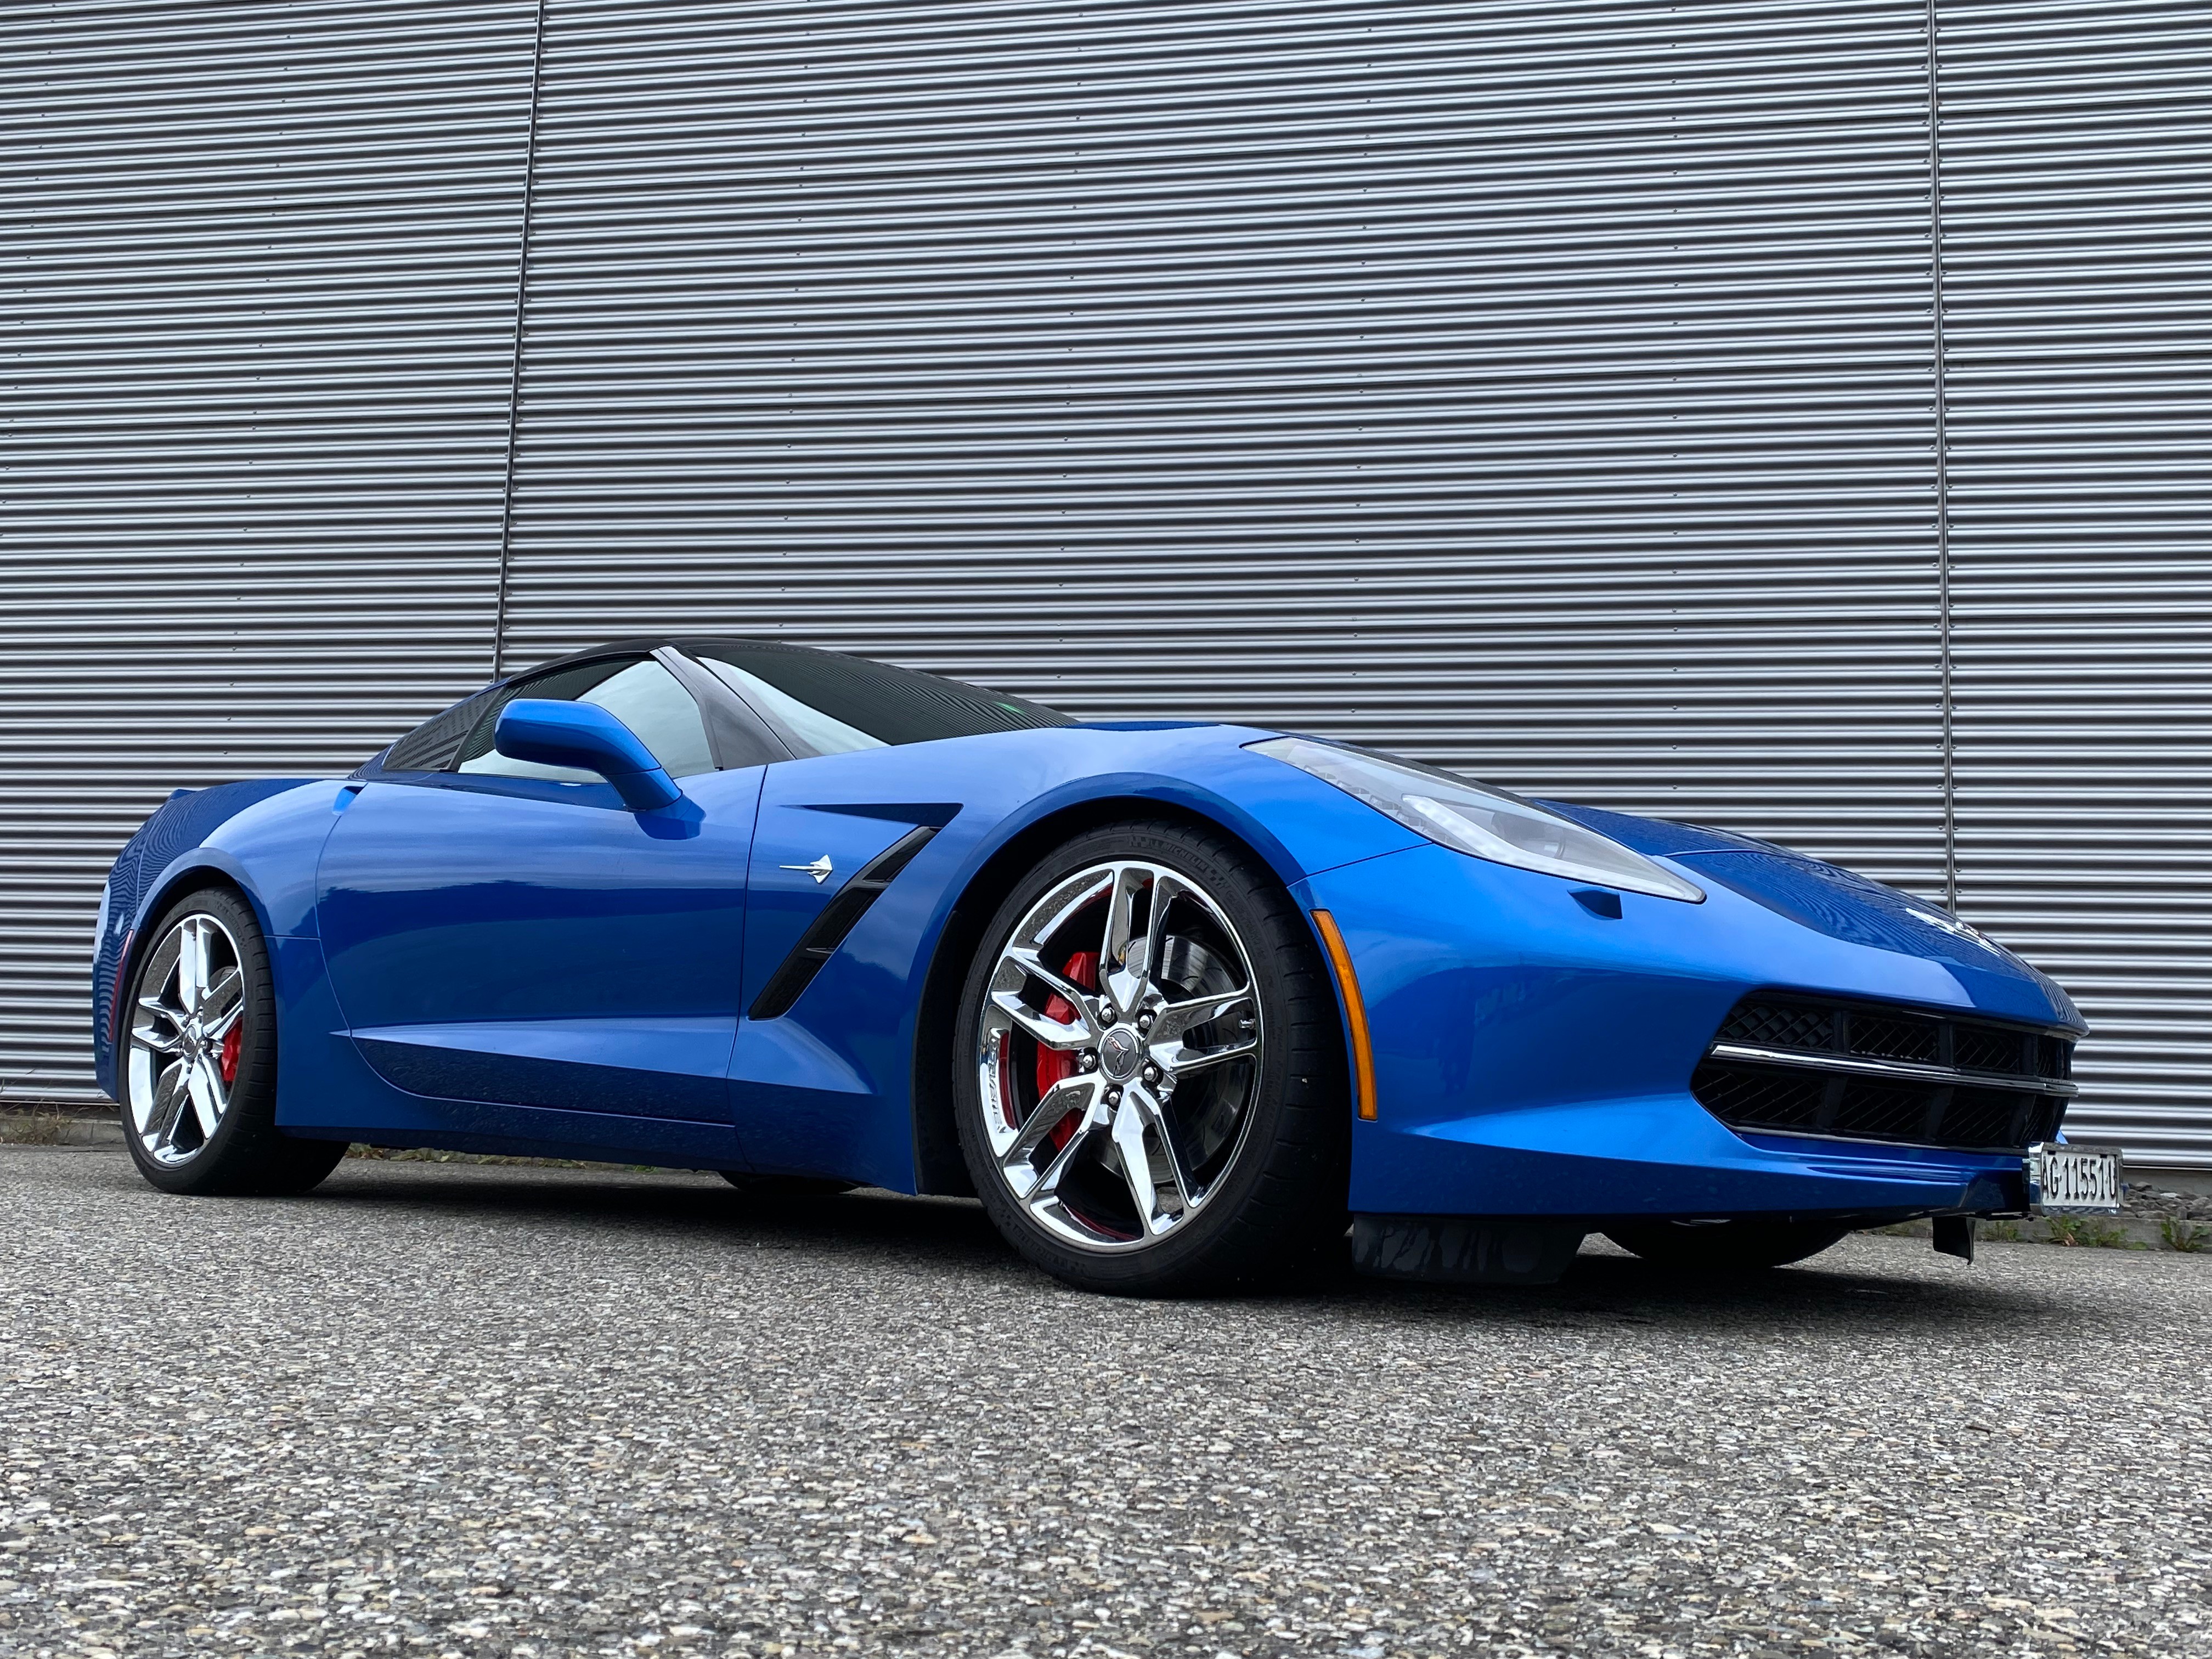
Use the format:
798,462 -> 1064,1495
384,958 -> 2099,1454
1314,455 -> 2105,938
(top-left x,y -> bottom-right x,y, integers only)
3,1146 -> 2209,1659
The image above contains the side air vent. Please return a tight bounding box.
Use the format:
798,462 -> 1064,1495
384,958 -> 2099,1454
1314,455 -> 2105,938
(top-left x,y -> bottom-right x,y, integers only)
748,827 -> 938,1020
1693,993 -> 2076,1154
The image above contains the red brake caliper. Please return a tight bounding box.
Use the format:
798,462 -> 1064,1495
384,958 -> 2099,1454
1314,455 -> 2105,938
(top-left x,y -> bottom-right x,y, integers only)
219,1022 -> 242,1085
1032,951 -> 1099,1152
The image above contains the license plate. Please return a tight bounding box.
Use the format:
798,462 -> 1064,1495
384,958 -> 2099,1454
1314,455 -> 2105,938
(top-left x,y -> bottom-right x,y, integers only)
2025,1142 -> 2123,1215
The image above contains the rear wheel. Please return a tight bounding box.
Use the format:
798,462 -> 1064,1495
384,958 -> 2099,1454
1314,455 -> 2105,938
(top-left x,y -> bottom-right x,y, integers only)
953,820 -> 1347,1295
121,886 -> 345,1197
1603,1218 -> 1851,1271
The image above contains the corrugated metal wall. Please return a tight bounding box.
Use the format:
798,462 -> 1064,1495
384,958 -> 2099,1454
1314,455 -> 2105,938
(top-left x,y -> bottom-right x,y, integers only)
3,0 -> 2207,1167
1937,0 -> 2212,1160
505,0 -> 1951,894
0,1 -> 538,1100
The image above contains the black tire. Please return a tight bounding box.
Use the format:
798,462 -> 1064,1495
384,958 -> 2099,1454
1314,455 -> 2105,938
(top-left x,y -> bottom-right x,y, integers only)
953,819 -> 1348,1296
717,1171 -> 858,1197
1603,1218 -> 1852,1271
118,885 -> 346,1197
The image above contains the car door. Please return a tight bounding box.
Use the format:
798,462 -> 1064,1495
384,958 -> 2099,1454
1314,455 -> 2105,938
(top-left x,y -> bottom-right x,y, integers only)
673,644 -> 982,1184
315,651 -> 768,1137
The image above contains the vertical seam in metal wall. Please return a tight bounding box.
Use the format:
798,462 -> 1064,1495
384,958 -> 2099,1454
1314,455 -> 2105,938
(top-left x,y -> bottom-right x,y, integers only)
1926,0 -> 1957,915
491,0 -> 550,682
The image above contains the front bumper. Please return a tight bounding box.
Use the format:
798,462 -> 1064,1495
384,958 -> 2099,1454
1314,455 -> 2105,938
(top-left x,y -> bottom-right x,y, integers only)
1297,843 -> 2078,1222
1350,1088 -> 2029,1220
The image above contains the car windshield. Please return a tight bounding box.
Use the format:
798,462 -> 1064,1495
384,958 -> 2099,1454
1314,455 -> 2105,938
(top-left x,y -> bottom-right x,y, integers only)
682,640 -> 1073,751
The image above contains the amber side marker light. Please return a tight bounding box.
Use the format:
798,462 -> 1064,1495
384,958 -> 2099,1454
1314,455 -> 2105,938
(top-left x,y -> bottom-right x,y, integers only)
1310,909 -> 1376,1121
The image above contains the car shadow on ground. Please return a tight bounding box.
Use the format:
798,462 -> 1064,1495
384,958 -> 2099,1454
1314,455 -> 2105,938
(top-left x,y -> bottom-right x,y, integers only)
313,1161 -> 1018,1269
286,1159 -> 2081,1337
1349,1250 -> 2067,1338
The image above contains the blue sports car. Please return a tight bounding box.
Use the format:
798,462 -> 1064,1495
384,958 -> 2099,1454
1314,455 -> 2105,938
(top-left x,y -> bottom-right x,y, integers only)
91,636 -> 2103,1294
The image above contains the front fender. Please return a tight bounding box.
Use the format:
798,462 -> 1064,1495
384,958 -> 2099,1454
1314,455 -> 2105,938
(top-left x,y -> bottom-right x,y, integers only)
726,723 -> 1421,1190
957,736 -> 1427,890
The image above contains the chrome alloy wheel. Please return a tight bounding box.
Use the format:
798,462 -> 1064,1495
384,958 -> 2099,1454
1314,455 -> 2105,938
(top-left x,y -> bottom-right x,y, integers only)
974,860 -> 1265,1251
126,912 -> 247,1166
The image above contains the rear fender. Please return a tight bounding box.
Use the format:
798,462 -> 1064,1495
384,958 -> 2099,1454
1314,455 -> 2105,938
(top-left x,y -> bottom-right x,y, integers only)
94,779 -> 345,1096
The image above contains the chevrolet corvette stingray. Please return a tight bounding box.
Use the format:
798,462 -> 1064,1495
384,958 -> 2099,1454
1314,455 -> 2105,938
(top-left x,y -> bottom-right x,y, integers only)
91,636 -> 2107,1293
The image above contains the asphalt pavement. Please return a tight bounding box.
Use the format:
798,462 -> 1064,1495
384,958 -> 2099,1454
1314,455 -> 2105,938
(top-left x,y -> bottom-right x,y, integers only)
3,1143 -> 2208,1658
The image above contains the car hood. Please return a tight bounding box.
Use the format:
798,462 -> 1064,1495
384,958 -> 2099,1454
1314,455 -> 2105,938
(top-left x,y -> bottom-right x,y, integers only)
1538,800 -> 1797,859
1544,800 -> 2085,1032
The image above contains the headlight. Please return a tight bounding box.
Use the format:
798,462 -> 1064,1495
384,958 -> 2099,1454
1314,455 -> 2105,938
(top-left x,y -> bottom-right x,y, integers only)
1250,736 -> 1706,904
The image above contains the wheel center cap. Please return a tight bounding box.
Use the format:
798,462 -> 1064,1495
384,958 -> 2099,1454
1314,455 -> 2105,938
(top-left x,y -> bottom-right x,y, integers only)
1098,1025 -> 1143,1083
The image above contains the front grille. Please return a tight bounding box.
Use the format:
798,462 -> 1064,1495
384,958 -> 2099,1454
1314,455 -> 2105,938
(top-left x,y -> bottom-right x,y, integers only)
1694,994 -> 2075,1154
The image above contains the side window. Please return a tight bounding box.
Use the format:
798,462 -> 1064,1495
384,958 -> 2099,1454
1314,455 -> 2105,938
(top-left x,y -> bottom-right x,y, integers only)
382,688 -> 497,774
684,641 -> 1070,753
697,657 -> 885,756
456,657 -> 716,783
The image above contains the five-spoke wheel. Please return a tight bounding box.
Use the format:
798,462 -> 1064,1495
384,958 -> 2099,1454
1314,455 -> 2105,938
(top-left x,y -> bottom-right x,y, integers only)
977,856 -> 1264,1250
128,911 -> 247,1166
120,886 -> 346,1197
955,820 -> 1348,1294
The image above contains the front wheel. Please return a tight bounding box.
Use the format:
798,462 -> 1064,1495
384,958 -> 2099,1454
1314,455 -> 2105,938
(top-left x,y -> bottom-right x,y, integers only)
953,820 -> 1348,1296
120,885 -> 345,1197
1603,1219 -> 1852,1271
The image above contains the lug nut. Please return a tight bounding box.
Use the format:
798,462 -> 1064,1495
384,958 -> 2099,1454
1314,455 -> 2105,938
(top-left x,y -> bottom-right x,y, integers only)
1080,1050 -> 1099,1071
1105,1086 -> 1123,1106
1142,1064 -> 1161,1085
1099,1003 -> 1117,1024
1137,1009 -> 1154,1030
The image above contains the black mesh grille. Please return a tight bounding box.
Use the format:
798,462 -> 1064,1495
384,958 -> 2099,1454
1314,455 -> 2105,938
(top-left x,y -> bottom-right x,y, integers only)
1834,1079 -> 1936,1142
1948,1087 -> 2044,1151
1691,1063 -> 1825,1130
1719,1001 -> 1834,1052
1847,1011 -> 1941,1064
1695,992 -> 2074,1154
1951,1024 -> 2031,1077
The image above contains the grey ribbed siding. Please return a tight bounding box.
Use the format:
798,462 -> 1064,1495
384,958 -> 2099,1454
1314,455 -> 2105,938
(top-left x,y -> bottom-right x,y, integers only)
0,1 -> 539,1100
504,0 -> 1950,896
1,0 -> 2206,1170
1938,0 -> 2212,1163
